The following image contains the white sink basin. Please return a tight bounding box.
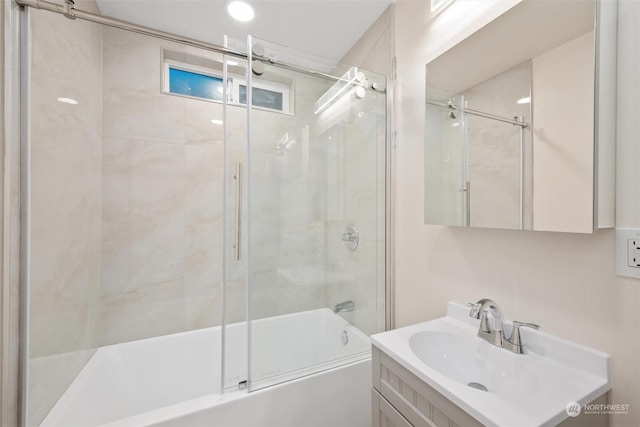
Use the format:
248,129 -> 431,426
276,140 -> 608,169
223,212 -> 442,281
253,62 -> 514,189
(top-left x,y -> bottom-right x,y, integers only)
409,331 -> 539,396
371,302 -> 611,427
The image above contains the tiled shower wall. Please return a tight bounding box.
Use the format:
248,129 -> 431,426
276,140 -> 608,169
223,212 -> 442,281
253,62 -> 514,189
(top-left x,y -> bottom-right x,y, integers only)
28,14 -> 387,420
320,94 -> 387,336
463,61 -> 531,230
339,6 -> 392,335
28,4 -> 103,424
99,29 -> 339,343
100,28 -> 227,345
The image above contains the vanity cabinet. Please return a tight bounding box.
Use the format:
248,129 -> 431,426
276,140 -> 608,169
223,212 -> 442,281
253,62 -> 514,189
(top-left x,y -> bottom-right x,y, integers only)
372,346 -> 482,427
372,345 -> 608,427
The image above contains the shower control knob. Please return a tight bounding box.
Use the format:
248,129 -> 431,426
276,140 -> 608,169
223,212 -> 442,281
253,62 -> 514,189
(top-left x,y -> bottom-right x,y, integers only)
342,224 -> 359,250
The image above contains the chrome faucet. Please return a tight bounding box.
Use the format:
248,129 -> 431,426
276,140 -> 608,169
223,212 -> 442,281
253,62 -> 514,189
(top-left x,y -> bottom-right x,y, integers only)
468,299 -> 539,354
468,299 -> 505,347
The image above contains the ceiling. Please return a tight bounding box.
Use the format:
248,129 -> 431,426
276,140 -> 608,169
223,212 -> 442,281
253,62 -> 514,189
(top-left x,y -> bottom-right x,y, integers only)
94,0 -> 393,62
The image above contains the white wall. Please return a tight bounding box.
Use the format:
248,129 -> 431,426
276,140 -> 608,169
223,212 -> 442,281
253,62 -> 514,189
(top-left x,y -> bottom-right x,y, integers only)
394,1 -> 640,426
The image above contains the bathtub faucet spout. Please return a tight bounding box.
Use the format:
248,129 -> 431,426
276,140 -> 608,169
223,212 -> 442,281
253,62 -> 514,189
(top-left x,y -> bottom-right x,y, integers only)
332,300 -> 354,313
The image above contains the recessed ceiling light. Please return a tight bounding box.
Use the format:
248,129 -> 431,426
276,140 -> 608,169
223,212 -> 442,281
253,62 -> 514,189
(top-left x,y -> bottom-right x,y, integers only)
57,97 -> 78,105
211,119 -> 224,125
517,97 -> 531,104
226,0 -> 254,22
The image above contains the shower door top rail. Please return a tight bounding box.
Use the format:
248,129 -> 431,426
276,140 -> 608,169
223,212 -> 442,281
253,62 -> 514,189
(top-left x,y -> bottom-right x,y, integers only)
426,99 -> 529,128
15,0 -> 383,87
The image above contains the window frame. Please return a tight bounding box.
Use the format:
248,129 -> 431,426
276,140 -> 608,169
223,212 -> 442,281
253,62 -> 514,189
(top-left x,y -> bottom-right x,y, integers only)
162,58 -> 292,114
162,59 -> 229,101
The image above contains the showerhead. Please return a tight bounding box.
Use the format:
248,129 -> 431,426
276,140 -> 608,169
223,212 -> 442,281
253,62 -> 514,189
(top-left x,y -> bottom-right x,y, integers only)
448,110 -> 456,119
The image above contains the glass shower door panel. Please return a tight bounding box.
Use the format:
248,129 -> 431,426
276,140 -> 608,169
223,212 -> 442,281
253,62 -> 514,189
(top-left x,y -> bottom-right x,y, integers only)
424,92 -> 466,226
221,37 -> 250,392
246,36 -> 387,391
26,16 -> 226,425
466,114 -> 525,229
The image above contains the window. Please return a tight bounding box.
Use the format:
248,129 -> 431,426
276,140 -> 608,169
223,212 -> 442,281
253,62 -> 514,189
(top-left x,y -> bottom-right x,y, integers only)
239,85 -> 285,111
168,67 -> 225,102
163,52 -> 292,114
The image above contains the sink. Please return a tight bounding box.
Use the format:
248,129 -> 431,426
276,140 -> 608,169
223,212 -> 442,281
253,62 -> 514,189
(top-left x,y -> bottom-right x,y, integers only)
371,302 -> 611,427
409,331 -> 539,396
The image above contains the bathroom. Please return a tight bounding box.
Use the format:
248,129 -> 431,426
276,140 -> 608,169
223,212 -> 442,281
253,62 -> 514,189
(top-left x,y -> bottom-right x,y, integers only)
0,0 -> 639,426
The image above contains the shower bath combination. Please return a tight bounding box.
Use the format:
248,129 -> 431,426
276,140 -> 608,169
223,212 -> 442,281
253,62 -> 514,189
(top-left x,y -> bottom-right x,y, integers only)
13,0 -> 390,425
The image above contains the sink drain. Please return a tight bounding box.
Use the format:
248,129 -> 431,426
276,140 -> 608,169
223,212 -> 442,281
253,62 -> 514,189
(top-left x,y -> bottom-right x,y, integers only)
467,382 -> 488,392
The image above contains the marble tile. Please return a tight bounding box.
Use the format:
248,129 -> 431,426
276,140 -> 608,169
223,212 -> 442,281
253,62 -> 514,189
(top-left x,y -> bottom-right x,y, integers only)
184,145 -> 223,326
463,62 -> 531,230
102,88 -> 186,144
466,115 -> 521,229
184,144 -> 223,208
100,134 -> 187,345
184,99 -> 224,144
102,28 -> 186,143
185,294 -> 222,330
30,127 -> 101,257
30,9 -> 103,133
99,274 -> 186,345
29,244 -> 98,357
101,235 -> 184,295
102,136 -> 186,243
28,5 -> 102,423
29,13 -> 103,342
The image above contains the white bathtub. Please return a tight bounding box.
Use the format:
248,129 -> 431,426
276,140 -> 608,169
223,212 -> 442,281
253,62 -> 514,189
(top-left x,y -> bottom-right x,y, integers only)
41,308 -> 372,426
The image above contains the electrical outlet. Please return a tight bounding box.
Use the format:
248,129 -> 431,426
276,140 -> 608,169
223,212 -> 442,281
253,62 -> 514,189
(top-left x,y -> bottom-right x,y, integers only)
629,239 -> 640,267
617,228 -> 640,279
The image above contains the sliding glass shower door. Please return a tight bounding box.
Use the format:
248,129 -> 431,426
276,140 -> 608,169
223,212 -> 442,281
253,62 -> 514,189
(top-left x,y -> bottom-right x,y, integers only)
23,7 -> 387,421
246,37 -> 387,391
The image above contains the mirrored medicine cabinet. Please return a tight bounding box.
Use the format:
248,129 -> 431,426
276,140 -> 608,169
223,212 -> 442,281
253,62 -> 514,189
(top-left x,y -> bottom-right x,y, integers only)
424,0 -> 617,233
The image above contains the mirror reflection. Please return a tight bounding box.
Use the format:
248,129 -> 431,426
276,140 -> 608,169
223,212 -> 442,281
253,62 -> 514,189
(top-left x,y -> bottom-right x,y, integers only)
424,0 -> 596,231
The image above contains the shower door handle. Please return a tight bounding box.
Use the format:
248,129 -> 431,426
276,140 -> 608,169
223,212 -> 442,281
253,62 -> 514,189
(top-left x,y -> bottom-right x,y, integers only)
464,180 -> 471,227
234,162 -> 242,261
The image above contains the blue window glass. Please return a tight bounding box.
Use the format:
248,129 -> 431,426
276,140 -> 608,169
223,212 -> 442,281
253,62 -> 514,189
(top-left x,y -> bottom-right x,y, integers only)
169,67 -> 224,101
239,85 -> 284,111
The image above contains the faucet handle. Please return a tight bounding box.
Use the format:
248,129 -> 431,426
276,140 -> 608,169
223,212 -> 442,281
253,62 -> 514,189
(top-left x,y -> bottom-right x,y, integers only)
467,302 -> 481,318
507,321 -> 540,354
513,321 -> 539,330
